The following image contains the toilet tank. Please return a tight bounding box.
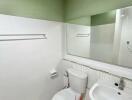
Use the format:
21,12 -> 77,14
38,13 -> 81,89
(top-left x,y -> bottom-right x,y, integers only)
67,68 -> 88,94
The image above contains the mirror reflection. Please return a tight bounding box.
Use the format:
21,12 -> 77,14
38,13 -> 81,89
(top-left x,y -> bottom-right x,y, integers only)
66,6 -> 132,68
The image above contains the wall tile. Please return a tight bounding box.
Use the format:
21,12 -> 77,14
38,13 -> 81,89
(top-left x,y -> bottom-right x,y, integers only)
125,79 -> 132,89
82,66 -> 99,89
62,60 -> 132,91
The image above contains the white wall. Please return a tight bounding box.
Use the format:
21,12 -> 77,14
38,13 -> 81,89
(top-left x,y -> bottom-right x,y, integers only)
118,6 -> 132,68
66,24 -> 91,58
112,9 -> 122,64
0,14 -> 64,100
90,23 -> 115,63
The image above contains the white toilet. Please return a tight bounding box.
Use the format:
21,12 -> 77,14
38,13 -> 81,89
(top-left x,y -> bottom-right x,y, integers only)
52,68 -> 88,100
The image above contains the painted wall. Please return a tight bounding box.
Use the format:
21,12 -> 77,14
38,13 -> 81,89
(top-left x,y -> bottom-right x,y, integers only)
90,23 -> 115,63
66,23 -> 91,58
118,6 -> 132,68
66,11 -> 116,61
0,14 -> 64,100
66,16 -> 91,26
64,0 -> 132,21
64,0 -> 132,26
89,11 -> 116,63
0,0 -> 64,21
91,10 -> 116,26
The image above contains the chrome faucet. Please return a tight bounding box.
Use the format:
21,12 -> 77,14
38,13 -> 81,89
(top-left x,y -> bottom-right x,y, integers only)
118,77 -> 125,90
64,71 -> 70,88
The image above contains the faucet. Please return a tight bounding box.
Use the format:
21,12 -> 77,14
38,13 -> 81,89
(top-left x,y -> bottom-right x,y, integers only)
64,71 -> 70,88
118,77 -> 125,90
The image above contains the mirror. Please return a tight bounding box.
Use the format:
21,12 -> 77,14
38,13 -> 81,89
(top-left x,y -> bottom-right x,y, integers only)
66,6 -> 132,68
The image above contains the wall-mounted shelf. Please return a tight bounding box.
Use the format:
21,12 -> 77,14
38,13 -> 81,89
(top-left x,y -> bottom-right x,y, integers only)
0,34 -> 47,41
76,33 -> 90,37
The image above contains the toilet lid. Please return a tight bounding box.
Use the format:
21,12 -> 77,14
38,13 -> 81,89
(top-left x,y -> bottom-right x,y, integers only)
52,88 -> 80,100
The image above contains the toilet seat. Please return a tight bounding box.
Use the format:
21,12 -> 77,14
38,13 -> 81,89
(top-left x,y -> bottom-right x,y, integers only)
52,88 -> 80,100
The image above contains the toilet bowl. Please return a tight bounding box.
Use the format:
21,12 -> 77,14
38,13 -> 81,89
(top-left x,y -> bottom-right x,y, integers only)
52,88 -> 80,100
52,68 -> 88,100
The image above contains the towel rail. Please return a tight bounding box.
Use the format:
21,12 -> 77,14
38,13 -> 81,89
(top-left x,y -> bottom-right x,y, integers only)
0,34 -> 47,41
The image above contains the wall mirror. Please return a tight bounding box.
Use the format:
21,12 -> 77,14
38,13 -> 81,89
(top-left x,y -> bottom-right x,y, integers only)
66,6 -> 132,68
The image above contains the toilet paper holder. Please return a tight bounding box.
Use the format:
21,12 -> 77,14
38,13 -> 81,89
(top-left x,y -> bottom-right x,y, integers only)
50,68 -> 58,79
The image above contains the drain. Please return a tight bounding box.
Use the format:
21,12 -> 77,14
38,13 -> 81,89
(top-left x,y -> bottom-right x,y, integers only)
117,92 -> 121,95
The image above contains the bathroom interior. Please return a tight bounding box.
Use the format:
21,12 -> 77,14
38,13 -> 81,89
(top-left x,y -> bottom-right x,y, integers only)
0,0 -> 132,100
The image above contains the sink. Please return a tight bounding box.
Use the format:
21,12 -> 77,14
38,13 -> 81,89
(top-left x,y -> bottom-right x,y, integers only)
89,81 -> 132,100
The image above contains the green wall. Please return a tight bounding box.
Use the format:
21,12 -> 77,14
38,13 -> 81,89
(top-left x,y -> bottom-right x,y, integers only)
64,0 -> 132,24
0,0 -> 132,23
0,0 -> 64,21
66,16 -> 91,26
91,10 -> 116,26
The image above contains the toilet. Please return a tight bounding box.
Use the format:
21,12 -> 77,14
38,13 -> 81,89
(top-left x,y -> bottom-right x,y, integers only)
52,68 -> 88,100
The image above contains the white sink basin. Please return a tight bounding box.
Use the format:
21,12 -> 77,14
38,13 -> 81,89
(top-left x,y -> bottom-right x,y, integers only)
89,81 -> 132,100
